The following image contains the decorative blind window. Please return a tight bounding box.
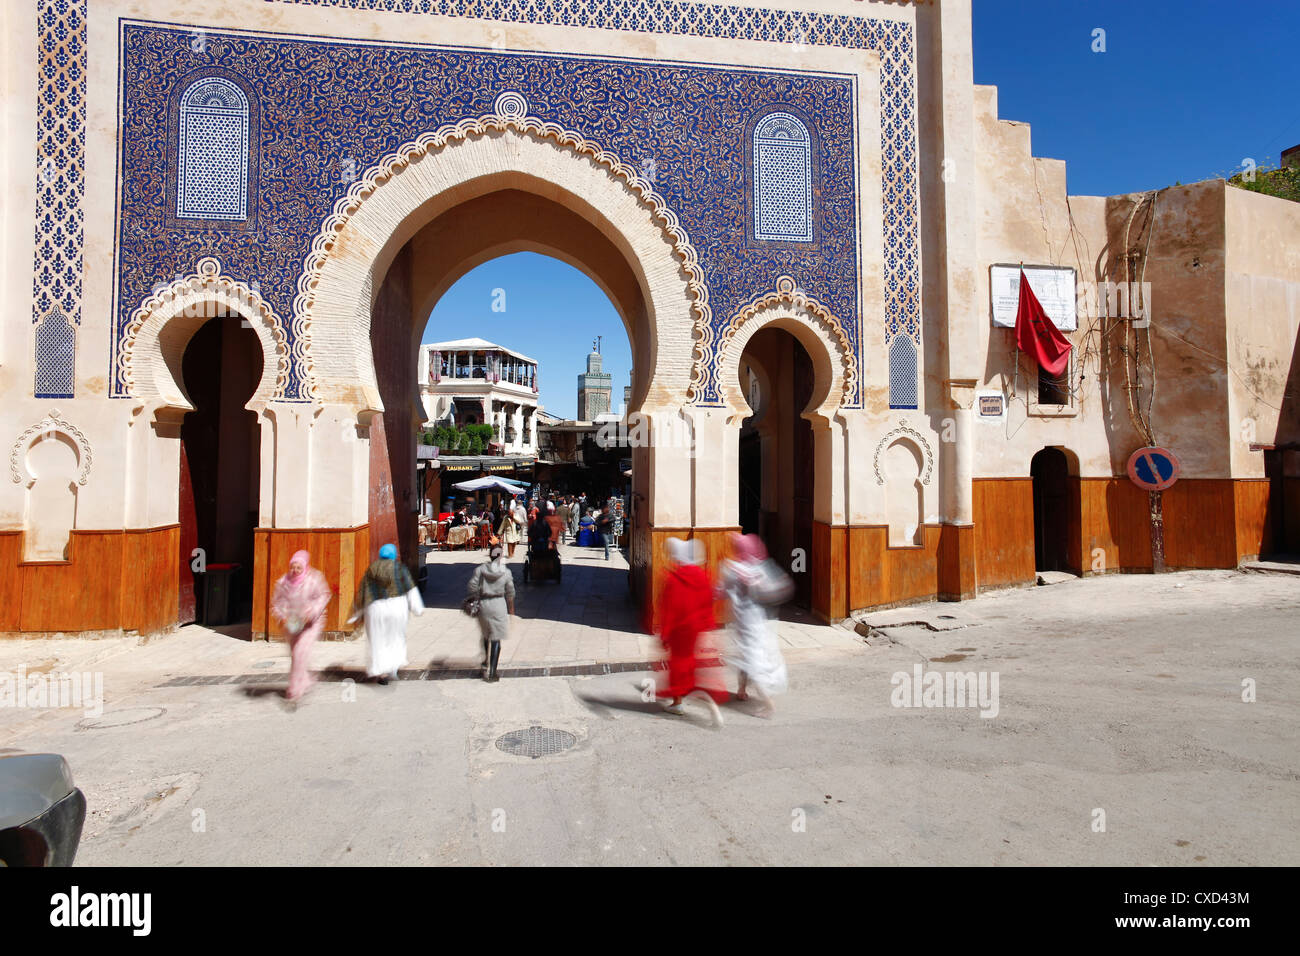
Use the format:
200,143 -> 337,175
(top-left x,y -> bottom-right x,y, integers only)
888,336 -> 918,409
34,308 -> 76,399
176,77 -> 249,221
753,112 -> 813,243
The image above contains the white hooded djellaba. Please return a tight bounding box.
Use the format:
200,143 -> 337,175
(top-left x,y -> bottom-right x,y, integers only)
349,545 -> 425,678
718,533 -> 789,695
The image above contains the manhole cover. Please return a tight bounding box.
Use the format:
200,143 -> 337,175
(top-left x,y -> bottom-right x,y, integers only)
495,726 -> 577,758
937,615 -> 956,620
79,707 -> 166,730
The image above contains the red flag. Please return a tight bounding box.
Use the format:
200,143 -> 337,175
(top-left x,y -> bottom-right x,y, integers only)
1014,269 -> 1071,376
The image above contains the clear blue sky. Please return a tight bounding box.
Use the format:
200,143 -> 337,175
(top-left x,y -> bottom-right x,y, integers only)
973,0 -> 1300,195
425,253 -> 630,421
427,3 -> 1300,410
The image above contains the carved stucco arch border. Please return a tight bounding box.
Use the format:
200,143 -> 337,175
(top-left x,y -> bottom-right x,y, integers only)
715,275 -> 857,424
10,408 -> 92,486
293,91 -> 713,407
873,419 -> 934,487
120,256 -> 290,412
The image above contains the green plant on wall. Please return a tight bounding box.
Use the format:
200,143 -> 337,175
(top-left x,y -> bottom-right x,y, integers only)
1226,160 -> 1300,204
418,422 -> 496,455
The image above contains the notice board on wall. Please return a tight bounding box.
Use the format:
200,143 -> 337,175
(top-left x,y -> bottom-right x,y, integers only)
990,264 -> 1077,331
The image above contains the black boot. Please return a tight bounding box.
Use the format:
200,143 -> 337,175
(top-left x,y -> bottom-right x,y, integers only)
487,641 -> 501,682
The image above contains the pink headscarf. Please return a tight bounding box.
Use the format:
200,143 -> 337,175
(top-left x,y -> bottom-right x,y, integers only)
283,550 -> 312,592
728,533 -> 767,564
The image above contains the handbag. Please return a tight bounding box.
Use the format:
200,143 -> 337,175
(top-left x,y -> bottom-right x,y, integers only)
750,558 -> 796,606
461,596 -> 480,617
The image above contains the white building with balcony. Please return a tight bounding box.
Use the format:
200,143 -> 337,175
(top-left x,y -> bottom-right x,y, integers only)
418,339 -> 542,457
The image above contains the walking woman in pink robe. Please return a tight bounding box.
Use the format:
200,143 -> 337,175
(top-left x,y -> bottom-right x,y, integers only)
270,550 -> 332,702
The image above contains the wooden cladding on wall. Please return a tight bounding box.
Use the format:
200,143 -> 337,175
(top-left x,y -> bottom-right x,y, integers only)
1080,478 -> 1242,572
0,527 -> 179,634
812,521 -> 847,621
848,524 -> 943,610
251,526 -> 371,641
973,479 -> 1035,590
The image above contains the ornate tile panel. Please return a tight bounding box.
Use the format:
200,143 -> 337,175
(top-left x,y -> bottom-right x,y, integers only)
268,0 -> 924,357
114,24 -> 864,404
32,0 -> 87,399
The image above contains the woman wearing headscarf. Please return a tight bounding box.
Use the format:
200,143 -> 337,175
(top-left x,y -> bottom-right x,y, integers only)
718,533 -> 789,717
270,550 -> 332,702
497,501 -> 521,558
348,543 -> 425,685
656,537 -> 728,721
467,537 -> 516,682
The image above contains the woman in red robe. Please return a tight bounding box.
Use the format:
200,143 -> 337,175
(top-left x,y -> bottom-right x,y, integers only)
657,538 -> 728,721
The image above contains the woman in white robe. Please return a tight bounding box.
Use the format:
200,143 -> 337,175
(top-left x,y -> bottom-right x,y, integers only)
348,543 -> 424,684
718,533 -> 788,716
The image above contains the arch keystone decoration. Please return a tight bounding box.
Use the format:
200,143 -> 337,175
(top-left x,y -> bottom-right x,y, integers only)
120,256 -> 291,409
714,275 -> 857,419
10,408 -> 93,486
293,90 -> 713,404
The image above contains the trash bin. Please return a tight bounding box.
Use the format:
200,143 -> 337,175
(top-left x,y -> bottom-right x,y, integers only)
199,563 -> 240,627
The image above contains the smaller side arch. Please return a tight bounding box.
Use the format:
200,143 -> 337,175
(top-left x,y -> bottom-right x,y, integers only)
121,257 -> 289,414
10,410 -> 92,487
715,276 -> 856,425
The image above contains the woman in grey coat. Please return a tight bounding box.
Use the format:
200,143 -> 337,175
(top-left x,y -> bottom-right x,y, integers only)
467,538 -> 516,682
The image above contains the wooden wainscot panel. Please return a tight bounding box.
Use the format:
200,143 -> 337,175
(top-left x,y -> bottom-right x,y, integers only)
1162,480 -> 1236,569
973,479 -> 1035,590
848,526 -> 887,610
883,525 -> 942,606
811,522 -> 847,622
251,529 -> 271,639
1233,479 -> 1272,562
1081,478 -> 1152,573
938,523 -> 977,600
20,531 -> 124,632
120,526 -> 179,634
0,532 -> 23,631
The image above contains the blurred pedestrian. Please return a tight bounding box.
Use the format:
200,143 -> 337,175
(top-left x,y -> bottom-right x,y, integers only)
545,501 -> 565,549
497,503 -> 521,558
349,543 -> 424,685
270,549 -> 332,703
656,538 -> 728,722
718,533 -> 789,717
596,504 -> 614,560
467,537 -> 516,682
557,498 -> 572,543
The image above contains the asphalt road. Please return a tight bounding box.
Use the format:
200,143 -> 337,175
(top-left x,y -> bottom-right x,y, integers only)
3,568 -> 1296,866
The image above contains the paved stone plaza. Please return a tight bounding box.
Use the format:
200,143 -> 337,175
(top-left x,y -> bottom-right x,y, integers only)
1,564 -> 1295,866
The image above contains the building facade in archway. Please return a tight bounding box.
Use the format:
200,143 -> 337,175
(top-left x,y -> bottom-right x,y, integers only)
3,0 -> 1297,637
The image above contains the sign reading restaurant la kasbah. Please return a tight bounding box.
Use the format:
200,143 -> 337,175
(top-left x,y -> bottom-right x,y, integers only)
990,264 -> 1078,331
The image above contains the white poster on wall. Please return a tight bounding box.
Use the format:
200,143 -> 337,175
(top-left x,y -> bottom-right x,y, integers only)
991,264 -> 1077,331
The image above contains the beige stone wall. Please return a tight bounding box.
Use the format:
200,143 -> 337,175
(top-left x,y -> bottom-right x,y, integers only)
1225,186 -> 1300,477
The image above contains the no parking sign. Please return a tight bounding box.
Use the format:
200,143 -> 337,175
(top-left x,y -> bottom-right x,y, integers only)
1126,446 -> 1180,491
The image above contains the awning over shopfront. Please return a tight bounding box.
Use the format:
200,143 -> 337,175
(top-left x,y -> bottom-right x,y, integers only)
435,456 -> 536,474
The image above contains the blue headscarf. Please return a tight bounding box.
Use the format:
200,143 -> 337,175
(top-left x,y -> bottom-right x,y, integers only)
379,543 -> 398,560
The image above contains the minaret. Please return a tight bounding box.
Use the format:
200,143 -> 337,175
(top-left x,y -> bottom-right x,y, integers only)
577,337 -> 613,419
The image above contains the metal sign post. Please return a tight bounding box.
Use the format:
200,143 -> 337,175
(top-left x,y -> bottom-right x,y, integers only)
1127,446 -> 1180,574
